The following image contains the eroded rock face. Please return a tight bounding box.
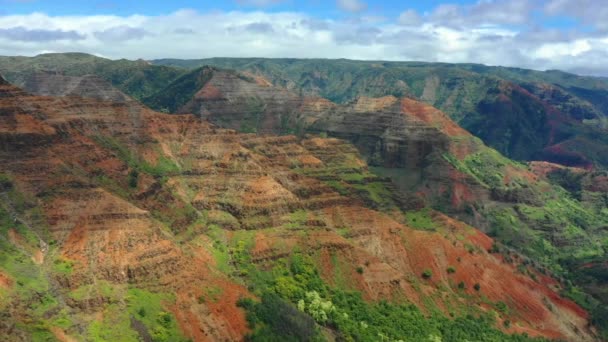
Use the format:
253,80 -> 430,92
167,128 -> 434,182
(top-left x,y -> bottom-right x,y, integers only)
177,67 -> 302,134
171,70 -> 491,215
0,76 -> 598,341
309,96 -> 477,169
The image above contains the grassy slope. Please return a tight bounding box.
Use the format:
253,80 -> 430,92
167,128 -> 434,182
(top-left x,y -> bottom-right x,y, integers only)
440,147 -> 608,338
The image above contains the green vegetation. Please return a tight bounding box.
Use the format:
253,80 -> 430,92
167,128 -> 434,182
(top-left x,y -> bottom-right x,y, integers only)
295,152 -> 398,213
546,168 -> 585,200
442,143 -> 608,337
495,301 -> 509,314
125,288 -> 188,342
0,172 -> 12,189
86,292 -> 186,342
128,169 -> 139,188
237,253 -> 542,342
406,208 -> 436,231
0,205 -> 73,340
70,280 -> 117,301
93,135 -> 180,178
142,66 -> 213,112
237,294 -> 322,341
88,303 -> 140,342
52,257 -> 74,275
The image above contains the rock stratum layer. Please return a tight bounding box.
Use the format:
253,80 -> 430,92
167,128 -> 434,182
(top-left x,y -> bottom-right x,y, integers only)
0,75 -> 600,341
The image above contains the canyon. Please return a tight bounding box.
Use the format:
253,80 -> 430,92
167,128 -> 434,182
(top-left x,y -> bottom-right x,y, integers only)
0,57 -> 607,341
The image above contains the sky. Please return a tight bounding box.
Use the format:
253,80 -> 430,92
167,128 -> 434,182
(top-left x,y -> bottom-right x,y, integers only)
0,0 -> 607,76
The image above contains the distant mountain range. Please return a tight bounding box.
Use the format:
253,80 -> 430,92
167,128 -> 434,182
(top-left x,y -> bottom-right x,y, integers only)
4,53 -> 608,169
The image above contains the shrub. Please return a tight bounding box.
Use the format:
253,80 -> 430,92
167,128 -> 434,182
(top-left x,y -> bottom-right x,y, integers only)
447,266 -> 456,274
422,269 -> 433,279
0,173 -> 12,190
356,266 -> 364,274
496,301 -> 508,313
128,169 -> 139,188
474,283 -> 481,291
458,281 -> 466,290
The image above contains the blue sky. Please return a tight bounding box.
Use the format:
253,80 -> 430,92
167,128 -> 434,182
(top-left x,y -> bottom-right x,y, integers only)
1,0 -> 461,16
0,0 -> 578,28
0,0 -> 607,76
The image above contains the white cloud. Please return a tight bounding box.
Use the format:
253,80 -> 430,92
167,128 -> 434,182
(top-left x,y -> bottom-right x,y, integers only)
94,25 -> 150,42
533,39 -> 592,59
336,0 -> 367,13
398,10 -> 421,26
0,26 -> 84,41
0,8 -> 606,76
430,0 -> 535,27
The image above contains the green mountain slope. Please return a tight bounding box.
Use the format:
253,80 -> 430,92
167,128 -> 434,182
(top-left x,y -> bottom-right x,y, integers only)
0,53 -> 186,101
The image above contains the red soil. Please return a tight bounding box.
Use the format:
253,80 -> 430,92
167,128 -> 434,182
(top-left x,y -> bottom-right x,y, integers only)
196,83 -> 223,100
171,278 -> 250,342
529,161 -> 586,178
0,271 -> 12,289
300,97 -> 338,112
50,327 -> 77,342
400,98 -> 470,137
